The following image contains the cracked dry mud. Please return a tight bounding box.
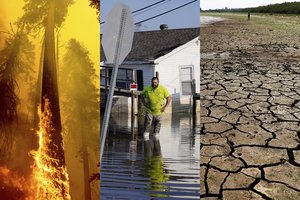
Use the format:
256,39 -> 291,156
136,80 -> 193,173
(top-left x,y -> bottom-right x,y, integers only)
200,17 -> 300,200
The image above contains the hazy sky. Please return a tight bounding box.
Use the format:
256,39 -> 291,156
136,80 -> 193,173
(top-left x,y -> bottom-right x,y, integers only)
101,0 -> 200,31
201,0 -> 300,10
1,0 -> 99,68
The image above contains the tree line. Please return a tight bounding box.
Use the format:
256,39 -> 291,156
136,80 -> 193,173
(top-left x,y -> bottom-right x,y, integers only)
202,2 -> 300,14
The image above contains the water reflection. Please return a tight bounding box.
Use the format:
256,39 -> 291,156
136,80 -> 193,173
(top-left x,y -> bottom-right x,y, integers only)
101,111 -> 200,199
143,139 -> 169,198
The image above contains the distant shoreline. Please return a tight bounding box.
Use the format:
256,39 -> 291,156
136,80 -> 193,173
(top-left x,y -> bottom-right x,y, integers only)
200,16 -> 225,26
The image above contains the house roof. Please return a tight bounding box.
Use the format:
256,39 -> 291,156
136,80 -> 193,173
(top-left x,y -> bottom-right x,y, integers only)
100,27 -> 199,62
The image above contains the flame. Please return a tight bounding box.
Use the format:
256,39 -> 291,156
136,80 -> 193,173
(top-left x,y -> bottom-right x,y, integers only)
0,99 -> 71,199
0,166 -> 35,199
30,98 -> 71,199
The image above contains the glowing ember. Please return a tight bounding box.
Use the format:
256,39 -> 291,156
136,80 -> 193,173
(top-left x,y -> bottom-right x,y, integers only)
30,98 -> 71,199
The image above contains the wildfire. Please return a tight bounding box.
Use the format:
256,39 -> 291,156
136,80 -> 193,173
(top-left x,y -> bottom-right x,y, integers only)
0,166 -> 35,200
0,99 -> 70,199
30,98 -> 71,199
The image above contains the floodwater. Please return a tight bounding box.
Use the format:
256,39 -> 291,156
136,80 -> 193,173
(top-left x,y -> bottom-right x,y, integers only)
100,112 -> 200,199
200,16 -> 224,26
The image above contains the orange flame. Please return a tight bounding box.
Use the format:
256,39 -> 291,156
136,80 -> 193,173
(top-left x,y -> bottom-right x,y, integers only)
30,98 -> 71,199
0,99 -> 71,199
0,166 -> 35,199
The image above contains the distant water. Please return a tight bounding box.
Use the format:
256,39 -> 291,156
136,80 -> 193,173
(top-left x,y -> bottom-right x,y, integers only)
200,16 -> 224,26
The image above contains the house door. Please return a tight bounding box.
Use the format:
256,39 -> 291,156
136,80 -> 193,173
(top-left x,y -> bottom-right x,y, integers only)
136,70 -> 144,91
179,65 -> 194,95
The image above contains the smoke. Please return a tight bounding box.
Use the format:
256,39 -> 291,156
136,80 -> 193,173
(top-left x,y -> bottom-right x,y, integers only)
0,5 -> 6,48
0,166 -> 35,199
59,38 -> 100,199
0,2 -> 39,193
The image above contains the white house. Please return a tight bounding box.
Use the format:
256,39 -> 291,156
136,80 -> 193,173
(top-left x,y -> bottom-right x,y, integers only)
101,27 -> 200,114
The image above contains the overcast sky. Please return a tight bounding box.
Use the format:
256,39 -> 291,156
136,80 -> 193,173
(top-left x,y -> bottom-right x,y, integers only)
201,0 -> 300,10
101,0 -> 200,31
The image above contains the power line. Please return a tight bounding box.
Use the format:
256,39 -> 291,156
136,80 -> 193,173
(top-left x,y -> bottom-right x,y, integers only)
132,0 -> 168,14
135,0 -> 198,25
100,0 -> 169,24
133,0 -> 172,17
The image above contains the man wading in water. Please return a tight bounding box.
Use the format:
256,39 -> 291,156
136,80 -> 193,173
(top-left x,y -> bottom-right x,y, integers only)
141,77 -> 172,140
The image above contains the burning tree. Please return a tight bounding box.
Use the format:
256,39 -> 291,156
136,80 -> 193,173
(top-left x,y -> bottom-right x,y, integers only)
20,0 -> 74,198
21,0 -> 73,163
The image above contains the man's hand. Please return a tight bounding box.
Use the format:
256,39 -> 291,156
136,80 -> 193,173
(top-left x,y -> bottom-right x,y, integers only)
161,96 -> 171,113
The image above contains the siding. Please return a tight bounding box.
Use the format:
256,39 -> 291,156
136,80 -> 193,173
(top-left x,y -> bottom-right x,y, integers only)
154,38 -> 200,113
155,38 -> 200,94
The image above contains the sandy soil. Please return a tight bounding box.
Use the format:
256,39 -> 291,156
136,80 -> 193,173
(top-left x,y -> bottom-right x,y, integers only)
200,14 -> 300,199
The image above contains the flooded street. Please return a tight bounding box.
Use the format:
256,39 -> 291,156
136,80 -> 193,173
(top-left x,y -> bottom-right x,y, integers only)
101,112 -> 200,199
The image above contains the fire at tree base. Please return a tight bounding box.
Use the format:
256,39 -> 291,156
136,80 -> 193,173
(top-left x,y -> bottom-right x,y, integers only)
31,98 -> 71,199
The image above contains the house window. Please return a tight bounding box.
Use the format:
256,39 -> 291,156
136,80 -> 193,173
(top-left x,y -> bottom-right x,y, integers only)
179,65 -> 194,95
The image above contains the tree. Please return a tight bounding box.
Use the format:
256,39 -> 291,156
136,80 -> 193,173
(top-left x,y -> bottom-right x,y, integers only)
21,0 -> 74,32
0,25 -> 35,125
89,0 -> 100,21
60,38 -> 99,200
19,1 -> 74,197
20,0 -> 74,168
0,25 -> 35,162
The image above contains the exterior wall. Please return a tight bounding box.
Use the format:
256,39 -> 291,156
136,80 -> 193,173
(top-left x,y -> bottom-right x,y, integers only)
155,38 -> 200,94
100,92 -> 130,114
111,96 -> 131,114
154,38 -> 200,113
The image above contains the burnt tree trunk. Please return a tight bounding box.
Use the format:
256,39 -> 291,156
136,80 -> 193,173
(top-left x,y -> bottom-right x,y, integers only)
41,0 -> 65,166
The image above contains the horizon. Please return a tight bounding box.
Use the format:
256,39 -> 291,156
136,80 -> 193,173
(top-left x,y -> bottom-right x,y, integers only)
200,0 -> 300,10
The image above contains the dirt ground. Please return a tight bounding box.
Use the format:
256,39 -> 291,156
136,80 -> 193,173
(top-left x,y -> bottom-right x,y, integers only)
200,14 -> 300,199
